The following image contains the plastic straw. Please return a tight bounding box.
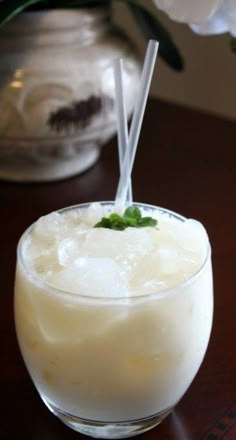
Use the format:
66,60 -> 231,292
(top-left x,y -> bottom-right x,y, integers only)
115,40 -> 159,206
113,58 -> 132,204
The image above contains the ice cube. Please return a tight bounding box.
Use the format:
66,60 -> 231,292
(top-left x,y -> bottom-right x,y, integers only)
151,218 -> 175,248
124,228 -> 153,256
128,251 -> 168,293
157,247 -> 180,275
32,212 -> 64,244
57,237 -> 81,266
82,229 -> 121,258
175,219 -> 208,255
61,209 -> 88,230
33,247 -> 60,276
48,256 -> 129,298
83,202 -> 108,226
83,228 -> 153,262
23,235 -> 41,261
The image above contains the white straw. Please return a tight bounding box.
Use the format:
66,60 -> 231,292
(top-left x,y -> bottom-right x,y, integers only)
115,40 -> 159,206
113,58 -> 132,204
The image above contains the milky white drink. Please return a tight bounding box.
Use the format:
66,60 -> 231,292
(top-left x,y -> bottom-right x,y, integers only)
14,202 -> 213,438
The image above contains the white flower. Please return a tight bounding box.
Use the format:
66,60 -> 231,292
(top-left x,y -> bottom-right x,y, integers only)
153,0 -> 236,35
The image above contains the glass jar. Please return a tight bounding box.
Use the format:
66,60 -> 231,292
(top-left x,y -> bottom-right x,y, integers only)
0,7 -> 141,181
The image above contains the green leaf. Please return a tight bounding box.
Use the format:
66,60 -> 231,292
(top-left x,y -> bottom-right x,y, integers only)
94,205 -> 158,230
230,36 -> 236,53
94,217 -> 112,228
109,213 -> 122,222
0,0 -> 44,28
0,0 -> 110,28
109,213 -> 129,229
137,217 -> 157,227
124,205 -> 141,221
126,0 -> 184,71
109,220 -> 127,230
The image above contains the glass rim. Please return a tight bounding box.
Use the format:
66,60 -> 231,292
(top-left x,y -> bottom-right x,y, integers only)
17,201 -> 211,303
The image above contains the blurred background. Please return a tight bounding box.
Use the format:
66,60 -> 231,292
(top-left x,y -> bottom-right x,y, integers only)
1,0 -> 235,182
115,0 -> 236,120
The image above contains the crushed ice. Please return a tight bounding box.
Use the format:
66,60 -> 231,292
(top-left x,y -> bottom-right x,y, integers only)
27,203 -> 209,296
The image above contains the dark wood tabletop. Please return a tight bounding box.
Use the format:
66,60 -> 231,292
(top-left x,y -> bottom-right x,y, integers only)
1,98 -> 236,440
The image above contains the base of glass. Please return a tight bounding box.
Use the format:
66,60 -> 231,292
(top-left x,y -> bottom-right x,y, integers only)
43,398 -> 173,438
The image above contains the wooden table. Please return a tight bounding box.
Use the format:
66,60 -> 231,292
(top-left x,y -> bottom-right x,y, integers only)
1,99 -> 236,439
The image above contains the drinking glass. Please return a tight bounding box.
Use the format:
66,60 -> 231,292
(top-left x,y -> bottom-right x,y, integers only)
14,203 -> 213,438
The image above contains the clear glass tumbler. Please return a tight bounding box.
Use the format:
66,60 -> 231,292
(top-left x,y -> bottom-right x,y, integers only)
14,203 -> 213,438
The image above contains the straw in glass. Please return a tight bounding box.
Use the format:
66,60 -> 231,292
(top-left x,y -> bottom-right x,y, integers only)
113,58 -> 132,204
115,40 -> 159,207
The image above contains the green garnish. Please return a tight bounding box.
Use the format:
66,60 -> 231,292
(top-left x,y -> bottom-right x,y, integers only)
94,205 -> 158,230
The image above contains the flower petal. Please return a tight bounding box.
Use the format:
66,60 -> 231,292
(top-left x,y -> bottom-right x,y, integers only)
190,9 -> 229,35
189,1 -> 236,36
153,0 -> 222,23
223,0 -> 236,34
225,0 -> 236,17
